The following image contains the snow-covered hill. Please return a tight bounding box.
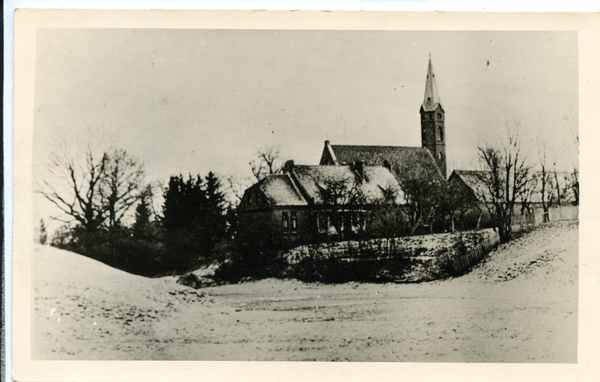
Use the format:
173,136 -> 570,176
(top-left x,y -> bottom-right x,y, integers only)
33,221 -> 578,362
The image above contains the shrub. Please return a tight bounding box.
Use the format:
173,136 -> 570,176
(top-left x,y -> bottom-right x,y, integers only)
177,272 -> 203,289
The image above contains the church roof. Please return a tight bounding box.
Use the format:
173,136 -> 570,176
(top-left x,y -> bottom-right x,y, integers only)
330,144 -> 429,164
324,144 -> 442,178
421,56 -> 442,112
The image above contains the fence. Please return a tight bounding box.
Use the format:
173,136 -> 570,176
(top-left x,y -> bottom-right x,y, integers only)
444,229 -> 500,275
513,205 -> 579,232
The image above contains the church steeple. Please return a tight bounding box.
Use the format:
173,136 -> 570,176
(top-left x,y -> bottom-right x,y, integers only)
422,54 -> 442,112
420,55 -> 447,178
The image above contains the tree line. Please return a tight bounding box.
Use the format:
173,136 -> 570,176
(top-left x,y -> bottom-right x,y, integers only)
39,123 -> 578,277
40,143 -> 233,276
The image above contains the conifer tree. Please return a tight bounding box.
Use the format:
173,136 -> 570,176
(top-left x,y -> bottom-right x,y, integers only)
160,173 -> 228,270
133,194 -> 152,240
38,219 -> 48,245
204,172 -> 227,245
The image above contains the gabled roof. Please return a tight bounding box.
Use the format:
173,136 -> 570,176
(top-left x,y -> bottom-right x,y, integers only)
327,144 -> 437,168
243,163 -> 406,208
291,164 -> 404,205
245,174 -> 307,207
451,170 -> 493,200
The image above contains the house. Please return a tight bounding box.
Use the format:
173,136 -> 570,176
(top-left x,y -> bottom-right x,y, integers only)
238,160 -> 404,246
238,56 -> 449,246
448,169 -> 578,227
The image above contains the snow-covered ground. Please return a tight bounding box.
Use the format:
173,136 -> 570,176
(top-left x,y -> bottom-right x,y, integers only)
33,221 -> 578,362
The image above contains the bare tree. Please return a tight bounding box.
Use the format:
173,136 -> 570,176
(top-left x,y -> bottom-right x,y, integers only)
391,151 -> 445,235
226,175 -> 252,204
439,180 -> 479,232
565,114 -> 579,205
39,141 -> 144,235
100,148 -> 145,231
570,168 -> 579,206
369,184 -> 407,252
317,175 -> 366,240
249,146 -> 282,181
475,124 -> 531,243
39,141 -> 110,234
536,138 -> 555,222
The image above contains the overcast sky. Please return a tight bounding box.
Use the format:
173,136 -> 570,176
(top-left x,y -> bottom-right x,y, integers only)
33,29 -> 578,222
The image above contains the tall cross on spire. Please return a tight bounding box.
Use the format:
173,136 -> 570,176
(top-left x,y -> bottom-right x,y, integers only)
422,55 -> 442,112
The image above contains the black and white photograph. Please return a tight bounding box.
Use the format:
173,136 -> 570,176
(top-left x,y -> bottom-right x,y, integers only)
11,8 -> 599,382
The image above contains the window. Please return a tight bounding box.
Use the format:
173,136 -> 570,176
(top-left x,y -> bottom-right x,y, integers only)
282,212 -> 289,230
317,213 -> 326,233
291,213 -> 297,232
439,151 -> 444,160
438,125 -> 444,142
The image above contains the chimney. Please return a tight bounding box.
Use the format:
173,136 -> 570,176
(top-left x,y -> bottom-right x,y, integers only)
283,159 -> 295,174
354,160 -> 364,181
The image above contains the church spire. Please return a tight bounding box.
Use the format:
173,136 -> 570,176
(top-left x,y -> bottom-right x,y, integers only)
419,55 -> 447,178
422,54 -> 442,112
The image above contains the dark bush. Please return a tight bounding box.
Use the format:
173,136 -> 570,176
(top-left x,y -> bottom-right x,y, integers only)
213,249 -> 288,282
177,272 -> 203,289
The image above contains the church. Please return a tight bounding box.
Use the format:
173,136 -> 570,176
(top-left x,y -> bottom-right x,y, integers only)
238,57 -> 448,246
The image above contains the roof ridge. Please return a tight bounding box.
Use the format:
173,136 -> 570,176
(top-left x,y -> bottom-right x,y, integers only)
331,144 -> 424,149
284,172 -> 308,204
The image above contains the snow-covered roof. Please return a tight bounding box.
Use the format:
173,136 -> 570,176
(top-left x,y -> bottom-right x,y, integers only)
292,164 -> 404,205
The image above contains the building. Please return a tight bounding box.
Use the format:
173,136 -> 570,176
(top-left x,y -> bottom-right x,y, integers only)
238,56 -> 449,246
448,169 -> 579,227
239,160 -> 404,246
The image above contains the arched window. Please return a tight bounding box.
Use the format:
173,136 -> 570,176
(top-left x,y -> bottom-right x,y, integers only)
438,125 -> 444,142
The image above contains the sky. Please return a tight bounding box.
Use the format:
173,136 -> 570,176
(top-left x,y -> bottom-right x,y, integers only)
32,29 -> 579,227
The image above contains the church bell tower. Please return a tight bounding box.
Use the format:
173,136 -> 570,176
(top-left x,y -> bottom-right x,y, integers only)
419,55 -> 447,178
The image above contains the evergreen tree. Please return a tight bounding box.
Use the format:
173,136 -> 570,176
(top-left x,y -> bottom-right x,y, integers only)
38,219 -> 48,245
133,195 -> 152,240
161,175 -> 186,232
204,172 -> 227,244
161,173 -> 229,271
161,174 -> 228,248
